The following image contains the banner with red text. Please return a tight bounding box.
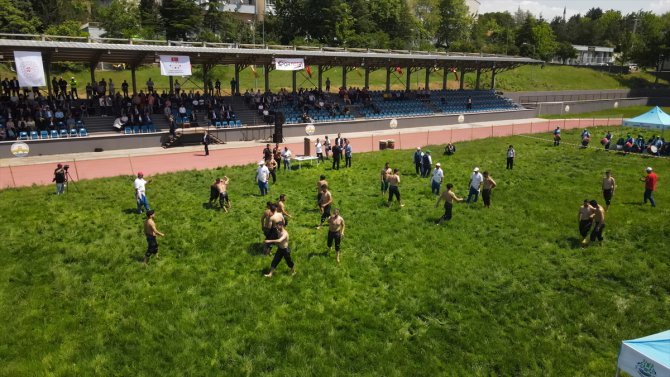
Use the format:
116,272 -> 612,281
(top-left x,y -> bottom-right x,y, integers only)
275,58 -> 305,71
159,55 -> 192,76
14,51 -> 46,87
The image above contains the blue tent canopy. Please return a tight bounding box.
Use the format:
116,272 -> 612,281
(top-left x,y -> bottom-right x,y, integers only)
623,106 -> 670,130
616,330 -> 670,377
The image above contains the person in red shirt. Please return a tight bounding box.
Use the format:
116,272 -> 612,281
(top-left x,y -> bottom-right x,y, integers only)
642,167 -> 658,207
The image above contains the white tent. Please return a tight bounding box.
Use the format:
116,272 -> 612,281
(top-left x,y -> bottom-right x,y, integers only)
616,330 -> 670,377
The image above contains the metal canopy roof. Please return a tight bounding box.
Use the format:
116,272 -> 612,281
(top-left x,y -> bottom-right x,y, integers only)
0,35 -> 541,71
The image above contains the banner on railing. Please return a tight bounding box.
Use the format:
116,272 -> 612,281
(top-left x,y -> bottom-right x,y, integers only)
275,58 -> 305,71
159,55 -> 192,76
14,51 -> 46,87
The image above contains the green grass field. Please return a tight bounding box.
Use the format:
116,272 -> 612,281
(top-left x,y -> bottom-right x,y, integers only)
1,127 -> 669,376
541,106 -> 669,120
1,63 -> 667,94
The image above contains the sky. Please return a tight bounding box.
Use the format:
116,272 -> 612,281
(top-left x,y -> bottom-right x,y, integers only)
479,0 -> 670,20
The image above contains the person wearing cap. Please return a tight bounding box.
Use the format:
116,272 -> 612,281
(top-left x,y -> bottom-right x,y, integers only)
256,161 -> 270,196
134,172 -> 151,214
421,150 -> 432,178
481,171 -> 497,208
506,145 -> 515,170
413,147 -> 423,175
435,183 -> 463,225
143,210 -> 165,265
578,200 -> 595,245
602,170 -> 616,209
466,167 -> 484,204
53,163 -> 66,195
642,167 -> 658,207
431,162 -> 444,195
588,200 -> 606,244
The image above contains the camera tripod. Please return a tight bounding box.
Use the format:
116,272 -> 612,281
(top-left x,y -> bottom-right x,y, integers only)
64,168 -> 78,192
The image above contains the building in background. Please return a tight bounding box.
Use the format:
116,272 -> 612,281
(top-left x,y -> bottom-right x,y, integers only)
552,45 -> 615,66
465,0 -> 480,15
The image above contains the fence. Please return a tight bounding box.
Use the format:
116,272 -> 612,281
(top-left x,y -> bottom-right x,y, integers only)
0,117 -> 623,189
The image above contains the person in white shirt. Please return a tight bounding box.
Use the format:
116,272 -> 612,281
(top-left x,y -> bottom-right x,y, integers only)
431,162 -> 444,195
281,147 -> 292,172
134,172 -> 152,213
466,167 -> 483,203
315,138 -> 324,162
256,161 -> 270,196
506,145 -> 515,170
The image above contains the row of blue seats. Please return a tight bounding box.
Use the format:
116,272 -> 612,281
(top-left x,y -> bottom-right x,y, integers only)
364,111 -> 432,119
213,120 -> 243,128
124,124 -> 157,134
19,128 -> 88,140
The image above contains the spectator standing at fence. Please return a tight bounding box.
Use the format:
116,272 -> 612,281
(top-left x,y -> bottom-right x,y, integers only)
215,79 -> 221,95
3,77 -> 12,96
506,145 -> 515,169
642,167 -> 658,207
146,78 -> 154,93
174,80 -> 181,95
122,80 -> 129,97
466,97 -> 472,110
10,77 -> 20,96
69,77 -> 78,99
602,170 -> 616,209
553,127 -> 561,146
230,78 -> 237,95
325,77 -> 331,92
344,139 -> 352,168
466,167 -> 483,204
414,147 -> 423,175
108,79 -> 114,96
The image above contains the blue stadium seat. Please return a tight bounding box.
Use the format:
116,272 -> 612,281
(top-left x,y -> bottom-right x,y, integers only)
50,130 -> 59,139
30,131 -> 39,140
140,125 -> 148,133
69,129 -> 78,137
124,127 -> 132,135
79,128 -> 88,137
40,130 -> 49,139
19,131 -> 28,140
60,129 -> 68,138
133,126 -> 140,134
148,124 -> 156,132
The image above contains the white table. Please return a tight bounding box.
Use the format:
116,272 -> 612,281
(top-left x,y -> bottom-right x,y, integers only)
293,155 -> 319,169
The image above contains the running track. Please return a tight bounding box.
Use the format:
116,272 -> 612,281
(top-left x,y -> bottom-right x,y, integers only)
0,118 -> 620,189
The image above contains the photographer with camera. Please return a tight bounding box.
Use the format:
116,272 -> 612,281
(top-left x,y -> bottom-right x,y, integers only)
53,163 -> 67,195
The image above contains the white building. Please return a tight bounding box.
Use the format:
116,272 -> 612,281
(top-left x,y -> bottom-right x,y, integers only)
466,0 -> 480,15
553,45 -> 615,66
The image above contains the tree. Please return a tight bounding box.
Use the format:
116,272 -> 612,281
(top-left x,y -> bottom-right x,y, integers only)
555,41 -> 577,63
436,0 -> 471,51
97,0 -> 140,38
139,0 -> 163,39
160,0 -> 203,40
30,0 -> 91,30
532,22 -> 558,61
0,0 -> 41,34
44,20 -> 88,36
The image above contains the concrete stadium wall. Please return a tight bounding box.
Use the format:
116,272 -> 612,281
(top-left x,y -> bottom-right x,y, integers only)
506,88 -> 670,104
534,98 -> 648,117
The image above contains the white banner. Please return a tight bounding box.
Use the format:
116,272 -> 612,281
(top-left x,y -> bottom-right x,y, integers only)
159,55 -> 192,76
14,51 -> 46,87
275,58 -> 305,71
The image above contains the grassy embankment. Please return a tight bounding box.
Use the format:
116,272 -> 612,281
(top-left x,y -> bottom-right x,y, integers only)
0,127 -> 668,376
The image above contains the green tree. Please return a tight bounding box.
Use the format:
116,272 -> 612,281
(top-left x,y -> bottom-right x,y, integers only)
44,20 -> 88,37
436,0 -> 471,51
30,0 -> 91,30
139,0 -> 163,39
97,0 -> 140,38
0,0 -> 41,34
160,0 -> 204,40
555,41 -> 577,63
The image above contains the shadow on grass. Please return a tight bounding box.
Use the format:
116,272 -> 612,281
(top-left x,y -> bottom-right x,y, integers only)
201,202 -> 225,211
566,236 -> 584,249
247,242 -> 267,256
307,251 -> 329,259
622,201 -> 643,206
122,208 -> 140,215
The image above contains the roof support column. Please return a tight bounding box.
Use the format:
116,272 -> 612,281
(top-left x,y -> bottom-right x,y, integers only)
341,66 -> 347,89
475,66 -> 482,90
264,64 -> 270,92
131,66 -> 137,95
459,67 -> 465,90
202,64 -> 209,95
43,56 -> 52,96
364,67 -> 370,89
292,70 -> 297,93
405,67 -> 411,91
490,68 -> 496,90
169,76 -> 174,95
234,64 -> 240,95
385,66 -> 391,92
424,67 -> 430,90
318,65 -> 323,91
89,63 -> 96,90
442,68 -> 448,90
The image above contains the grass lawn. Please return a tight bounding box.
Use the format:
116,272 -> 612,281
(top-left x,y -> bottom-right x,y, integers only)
1,62 -> 667,94
0,127 -> 669,376
541,106 -> 670,120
